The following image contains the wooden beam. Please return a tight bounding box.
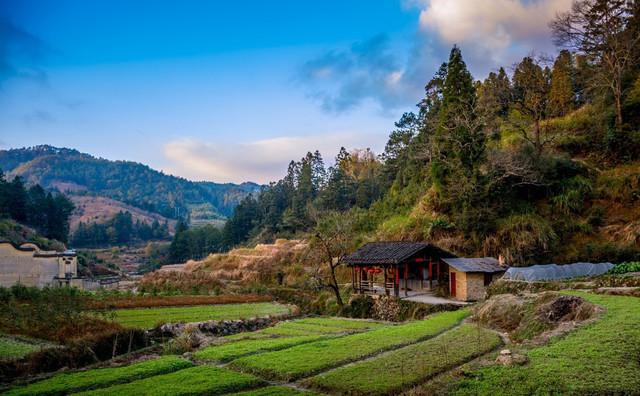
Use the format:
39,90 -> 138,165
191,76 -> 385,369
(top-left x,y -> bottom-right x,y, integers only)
404,263 -> 408,297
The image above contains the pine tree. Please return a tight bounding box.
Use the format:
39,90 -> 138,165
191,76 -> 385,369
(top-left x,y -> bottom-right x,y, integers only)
549,50 -> 576,117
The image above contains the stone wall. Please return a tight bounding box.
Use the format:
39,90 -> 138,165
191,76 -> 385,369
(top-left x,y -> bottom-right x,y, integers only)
151,316 -> 290,338
465,273 -> 487,301
449,268 -> 490,301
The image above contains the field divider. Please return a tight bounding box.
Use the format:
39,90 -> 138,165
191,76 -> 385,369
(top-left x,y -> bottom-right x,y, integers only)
227,309 -> 469,382
302,323 -> 504,395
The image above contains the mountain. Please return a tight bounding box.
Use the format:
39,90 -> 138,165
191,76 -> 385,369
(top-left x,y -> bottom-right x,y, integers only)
0,145 -> 260,224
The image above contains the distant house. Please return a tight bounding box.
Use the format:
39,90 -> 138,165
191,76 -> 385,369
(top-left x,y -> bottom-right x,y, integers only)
0,241 -> 82,288
344,241 -> 506,302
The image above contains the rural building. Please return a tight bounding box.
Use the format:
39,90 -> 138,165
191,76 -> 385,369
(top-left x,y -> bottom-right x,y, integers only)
344,241 -> 506,302
442,257 -> 506,301
0,241 -> 82,288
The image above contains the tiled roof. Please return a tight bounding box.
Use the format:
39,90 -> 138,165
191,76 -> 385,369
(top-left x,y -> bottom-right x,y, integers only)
344,241 -> 452,265
442,257 -> 505,273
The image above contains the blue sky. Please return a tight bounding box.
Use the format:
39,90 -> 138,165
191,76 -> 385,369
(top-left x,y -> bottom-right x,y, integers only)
0,0 -> 571,183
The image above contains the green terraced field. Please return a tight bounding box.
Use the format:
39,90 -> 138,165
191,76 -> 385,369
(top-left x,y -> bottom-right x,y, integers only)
0,336 -> 44,360
113,302 -> 291,329
194,335 -> 328,362
4,356 -> 193,396
74,366 -> 263,396
292,317 -> 386,330
229,385 -> 320,395
306,324 -> 502,395
230,309 -> 469,381
224,317 -> 383,340
450,292 -> 640,396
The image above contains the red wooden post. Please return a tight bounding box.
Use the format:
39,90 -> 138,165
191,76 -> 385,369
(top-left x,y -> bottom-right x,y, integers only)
384,266 -> 389,296
429,260 -> 433,288
404,263 -> 409,297
394,267 -> 399,297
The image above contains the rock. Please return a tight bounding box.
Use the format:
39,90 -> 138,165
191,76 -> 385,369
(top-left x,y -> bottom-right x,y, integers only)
496,349 -> 512,365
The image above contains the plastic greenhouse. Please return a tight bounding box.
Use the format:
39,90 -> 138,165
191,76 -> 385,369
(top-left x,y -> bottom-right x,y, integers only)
502,262 -> 614,282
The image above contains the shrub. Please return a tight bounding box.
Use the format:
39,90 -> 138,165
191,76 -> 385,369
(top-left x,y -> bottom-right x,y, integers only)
607,261 -> 640,275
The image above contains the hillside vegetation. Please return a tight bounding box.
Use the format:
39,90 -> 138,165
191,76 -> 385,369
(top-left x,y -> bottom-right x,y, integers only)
0,145 -> 259,222
216,1 -> 640,267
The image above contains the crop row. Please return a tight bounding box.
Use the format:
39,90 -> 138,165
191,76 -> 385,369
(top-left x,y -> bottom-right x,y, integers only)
74,366 -> 263,396
305,324 -> 503,395
230,309 -> 469,381
113,302 -> 291,329
5,356 -> 193,396
194,334 -> 329,362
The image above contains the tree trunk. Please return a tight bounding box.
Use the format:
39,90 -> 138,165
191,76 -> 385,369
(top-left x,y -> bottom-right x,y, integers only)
330,265 -> 344,307
614,89 -> 623,128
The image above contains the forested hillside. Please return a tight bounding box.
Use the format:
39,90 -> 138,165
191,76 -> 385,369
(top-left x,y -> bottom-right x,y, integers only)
0,145 -> 259,221
220,0 -> 640,266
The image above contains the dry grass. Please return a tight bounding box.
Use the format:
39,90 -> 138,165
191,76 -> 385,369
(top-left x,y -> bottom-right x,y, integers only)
89,295 -> 272,309
141,240 -> 309,293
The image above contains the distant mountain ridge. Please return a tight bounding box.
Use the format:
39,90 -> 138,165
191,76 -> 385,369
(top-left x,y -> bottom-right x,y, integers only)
0,145 -> 260,223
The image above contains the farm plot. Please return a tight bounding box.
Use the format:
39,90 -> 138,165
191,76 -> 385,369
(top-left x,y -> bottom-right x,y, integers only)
196,317 -> 384,361
450,292 -> 640,395
229,385 -> 321,395
113,302 -> 291,329
194,335 -> 328,362
230,309 -> 469,381
5,356 -> 192,396
225,317 -> 383,340
0,336 -> 47,360
305,324 -> 502,395
74,366 -> 264,396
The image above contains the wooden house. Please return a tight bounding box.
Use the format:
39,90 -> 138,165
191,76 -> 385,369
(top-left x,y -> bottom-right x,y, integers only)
344,241 -> 506,301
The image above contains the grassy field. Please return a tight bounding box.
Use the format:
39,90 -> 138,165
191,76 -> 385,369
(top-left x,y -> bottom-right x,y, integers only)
224,317 -> 383,340
229,385 -> 320,395
5,356 -> 193,396
306,324 -> 502,395
450,292 -> 640,395
194,335 -> 328,362
0,336 -> 45,360
230,309 -> 469,381
75,366 -> 263,396
113,302 -> 291,329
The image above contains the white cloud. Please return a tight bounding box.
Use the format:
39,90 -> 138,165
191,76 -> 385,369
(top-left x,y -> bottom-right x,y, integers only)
163,132 -> 385,184
417,0 -> 572,70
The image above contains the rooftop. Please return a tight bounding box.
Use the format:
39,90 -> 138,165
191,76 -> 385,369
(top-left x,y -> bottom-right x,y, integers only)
344,241 -> 454,266
441,257 -> 505,273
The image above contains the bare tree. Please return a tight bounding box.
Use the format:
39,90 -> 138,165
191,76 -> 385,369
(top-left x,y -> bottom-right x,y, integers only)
307,211 -> 357,307
551,0 -> 639,127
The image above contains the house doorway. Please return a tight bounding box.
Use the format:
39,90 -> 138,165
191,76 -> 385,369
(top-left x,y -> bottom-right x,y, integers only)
450,272 -> 456,297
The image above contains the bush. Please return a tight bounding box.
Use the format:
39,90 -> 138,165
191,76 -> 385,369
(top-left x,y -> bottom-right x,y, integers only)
607,261 -> 640,275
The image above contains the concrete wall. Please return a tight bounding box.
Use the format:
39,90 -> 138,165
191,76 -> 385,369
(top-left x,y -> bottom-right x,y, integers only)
0,243 -> 79,288
0,243 -> 60,287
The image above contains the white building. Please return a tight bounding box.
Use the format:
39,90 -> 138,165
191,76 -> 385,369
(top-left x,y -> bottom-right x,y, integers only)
0,241 -> 83,288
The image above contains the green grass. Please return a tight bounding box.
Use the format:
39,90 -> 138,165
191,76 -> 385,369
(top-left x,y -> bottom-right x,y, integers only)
4,356 -> 193,396
194,335 -> 329,362
230,309 -> 469,381
225,317 -> 382,340
229,385 -> 321,395
293,317 -> 386,329
306,324 -> 502,395
0,336 -> 44,360
113,302 -> 291,329
259,322 -> 361,336
74,366 -> 263,396
451,292 -> 640,395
